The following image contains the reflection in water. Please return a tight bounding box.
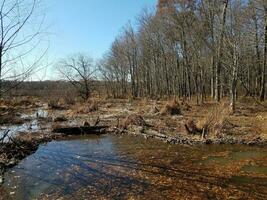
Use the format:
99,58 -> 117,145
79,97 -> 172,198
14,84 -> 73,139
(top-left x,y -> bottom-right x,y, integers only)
1,135 -> 267,199
0,109 -> 49,140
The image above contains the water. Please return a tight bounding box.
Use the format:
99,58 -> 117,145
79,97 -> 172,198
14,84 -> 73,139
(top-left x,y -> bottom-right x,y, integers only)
0,109 -> 49,141
20,109 -> 48,120
1,135 -> 267,199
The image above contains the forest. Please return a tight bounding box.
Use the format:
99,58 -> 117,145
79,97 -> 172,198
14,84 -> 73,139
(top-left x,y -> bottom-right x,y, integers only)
99,0 -> 267,112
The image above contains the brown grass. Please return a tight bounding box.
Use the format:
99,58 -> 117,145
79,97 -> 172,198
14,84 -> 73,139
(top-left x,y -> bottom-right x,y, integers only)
123,114 -> 146,128
180,99 -> 192,111
196,102 -> 231,137
185,119 -> 202,135
60,92 -> 76,105
0,97 -> 36,108
73,100 -> 99,114
48,98 -> 60,109
160,99 -> 181,115
48,98 -> 67,110
0,114 -> 24,125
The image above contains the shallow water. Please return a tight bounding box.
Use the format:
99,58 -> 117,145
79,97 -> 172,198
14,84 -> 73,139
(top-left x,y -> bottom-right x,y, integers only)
1,135 -> 267,199
0,109 -> 49,141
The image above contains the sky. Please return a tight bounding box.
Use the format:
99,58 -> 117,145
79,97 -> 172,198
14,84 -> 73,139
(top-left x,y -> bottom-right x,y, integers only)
41,0 -> 157,79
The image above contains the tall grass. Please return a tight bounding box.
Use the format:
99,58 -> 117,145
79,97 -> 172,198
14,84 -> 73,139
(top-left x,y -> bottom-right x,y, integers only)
197,102 -> 231,137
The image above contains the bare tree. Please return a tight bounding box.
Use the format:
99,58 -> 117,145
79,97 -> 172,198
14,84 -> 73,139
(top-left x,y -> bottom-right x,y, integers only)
214,0 -> 228,102
0,0 -> 47,96
260,1 -> 267,101
57,54 -> 96,100
100,0 -> 267,107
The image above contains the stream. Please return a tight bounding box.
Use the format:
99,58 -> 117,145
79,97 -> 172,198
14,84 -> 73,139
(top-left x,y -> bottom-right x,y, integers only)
0,134 -> 267,199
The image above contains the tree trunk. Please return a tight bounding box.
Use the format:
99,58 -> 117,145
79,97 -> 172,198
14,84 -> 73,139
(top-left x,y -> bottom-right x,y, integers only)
0,46 -> 2,97
230,66 -> 238,113
260,6 -> 267,101
254,9 -> 261,96
230,80 -> 237,113
215,0 -> 228,102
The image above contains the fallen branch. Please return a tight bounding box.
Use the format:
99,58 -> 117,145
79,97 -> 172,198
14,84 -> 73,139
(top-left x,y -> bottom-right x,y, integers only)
0,130 -> 10,144
52,125 -> 108,135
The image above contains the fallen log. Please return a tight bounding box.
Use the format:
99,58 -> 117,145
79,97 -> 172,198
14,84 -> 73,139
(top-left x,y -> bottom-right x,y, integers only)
52,126 -> 108,135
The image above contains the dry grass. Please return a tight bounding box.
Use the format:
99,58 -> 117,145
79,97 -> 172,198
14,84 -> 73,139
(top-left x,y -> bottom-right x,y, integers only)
185,119 -> 202,135
72,100 -> 99,114
48,98 -> 60,109
0,105 -> 13,114
0,97 -> 37,108
63,92 -> 76,105
0,97 -> 33,125
196,102 -> 231,137
150,105 -> 160,114
160,99 -> 181,115
0,114 -> 24,125
255,112 -> 267,139
123,114 -> 146,128
180,99 -> 192,111
48,98 -> 67,110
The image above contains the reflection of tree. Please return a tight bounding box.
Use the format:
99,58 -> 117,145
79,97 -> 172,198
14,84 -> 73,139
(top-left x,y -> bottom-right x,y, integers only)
3,139 -> 267,199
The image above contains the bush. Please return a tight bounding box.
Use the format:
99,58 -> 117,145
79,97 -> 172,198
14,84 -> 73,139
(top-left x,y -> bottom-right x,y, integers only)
160,99 -> 181,115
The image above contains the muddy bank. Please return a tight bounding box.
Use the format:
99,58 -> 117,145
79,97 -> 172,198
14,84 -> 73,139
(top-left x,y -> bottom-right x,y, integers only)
113,127 -> 267,146
54,97 -> 267,147
1,96 -> 267,147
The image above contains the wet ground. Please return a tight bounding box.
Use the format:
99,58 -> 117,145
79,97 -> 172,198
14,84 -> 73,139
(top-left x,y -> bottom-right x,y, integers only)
0,109 -> 49,141
0,134 -> 267,200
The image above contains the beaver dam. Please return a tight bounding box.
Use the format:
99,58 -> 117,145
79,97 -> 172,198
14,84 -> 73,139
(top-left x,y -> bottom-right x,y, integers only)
0,97 -> 267,199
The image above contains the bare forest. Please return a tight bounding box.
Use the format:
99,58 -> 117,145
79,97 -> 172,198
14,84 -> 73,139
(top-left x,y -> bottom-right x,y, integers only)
99,0 -> 267,112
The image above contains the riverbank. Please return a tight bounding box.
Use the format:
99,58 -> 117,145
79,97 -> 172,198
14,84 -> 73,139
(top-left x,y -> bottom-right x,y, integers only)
67,97 -> 267,146
1,96 -> 266,146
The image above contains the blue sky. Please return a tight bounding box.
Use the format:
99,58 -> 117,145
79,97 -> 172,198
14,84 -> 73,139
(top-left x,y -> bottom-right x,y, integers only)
46,0 -> 157,61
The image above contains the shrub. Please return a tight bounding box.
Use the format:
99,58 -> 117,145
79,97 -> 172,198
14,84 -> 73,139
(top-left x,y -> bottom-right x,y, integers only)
160,99 -> 181,115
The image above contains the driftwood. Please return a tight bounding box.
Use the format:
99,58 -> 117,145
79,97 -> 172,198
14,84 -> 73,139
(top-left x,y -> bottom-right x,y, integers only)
52,126 -> 108,135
